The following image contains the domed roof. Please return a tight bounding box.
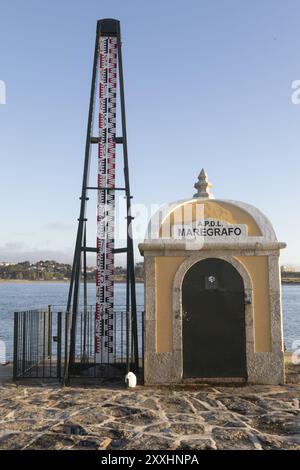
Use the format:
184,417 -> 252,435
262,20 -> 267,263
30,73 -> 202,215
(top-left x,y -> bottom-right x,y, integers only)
140,169 -> 286,252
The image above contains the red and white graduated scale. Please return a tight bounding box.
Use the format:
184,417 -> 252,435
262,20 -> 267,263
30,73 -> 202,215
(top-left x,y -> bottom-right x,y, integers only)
95,36 -> 117,362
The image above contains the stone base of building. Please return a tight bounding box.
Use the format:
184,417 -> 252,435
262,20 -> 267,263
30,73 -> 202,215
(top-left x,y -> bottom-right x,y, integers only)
144,351 -> 285,386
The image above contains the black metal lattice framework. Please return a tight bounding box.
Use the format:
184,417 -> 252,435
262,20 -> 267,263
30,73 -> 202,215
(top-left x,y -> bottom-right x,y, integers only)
64,19 -> 138,383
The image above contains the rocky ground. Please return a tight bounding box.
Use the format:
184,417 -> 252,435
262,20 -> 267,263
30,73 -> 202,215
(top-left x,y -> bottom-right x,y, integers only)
0,380 -> 300,450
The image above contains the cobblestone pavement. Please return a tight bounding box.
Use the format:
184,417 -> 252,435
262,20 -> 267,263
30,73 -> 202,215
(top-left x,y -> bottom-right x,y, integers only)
0,382 -> 300,450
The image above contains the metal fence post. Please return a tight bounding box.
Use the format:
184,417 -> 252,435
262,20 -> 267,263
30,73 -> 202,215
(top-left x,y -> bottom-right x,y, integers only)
57,312 -> 62,380
63,311 -> 69,383
13,312 -> 18,380
142,310 -> 145,382
22,312 -> 26,376
126,308 -> 130,375
48,305 -> 52,358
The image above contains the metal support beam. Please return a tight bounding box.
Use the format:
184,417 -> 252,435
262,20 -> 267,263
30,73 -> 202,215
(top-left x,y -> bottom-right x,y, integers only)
81,247 -> 97,253
116,21 -> 139,373
63,20 -> 101,384
113,247 -> 127,254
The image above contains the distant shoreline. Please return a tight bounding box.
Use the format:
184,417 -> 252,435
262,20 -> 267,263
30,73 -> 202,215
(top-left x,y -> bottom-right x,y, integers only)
281,280 -> 300,285
0,279 -> 144,284
0,278 -> 299,285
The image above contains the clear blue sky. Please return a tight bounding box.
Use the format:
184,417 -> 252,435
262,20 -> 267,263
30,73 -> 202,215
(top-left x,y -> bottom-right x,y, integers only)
0,0 -> 299,266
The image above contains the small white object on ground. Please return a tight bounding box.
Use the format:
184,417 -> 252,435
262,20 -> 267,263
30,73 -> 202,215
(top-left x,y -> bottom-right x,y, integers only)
0,340 -> 6,365
125,371 -> 137,388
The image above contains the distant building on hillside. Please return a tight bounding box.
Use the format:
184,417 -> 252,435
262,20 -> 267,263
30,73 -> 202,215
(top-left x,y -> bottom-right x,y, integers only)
281,265 -> 296,273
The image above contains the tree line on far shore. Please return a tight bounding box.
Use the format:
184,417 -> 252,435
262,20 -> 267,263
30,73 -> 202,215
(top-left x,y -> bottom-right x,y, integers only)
0,260 -> 144,282
1,260 -> 298,284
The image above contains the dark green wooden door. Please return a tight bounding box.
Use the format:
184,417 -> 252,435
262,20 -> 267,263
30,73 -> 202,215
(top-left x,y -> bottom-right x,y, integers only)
182,258 -> 246,378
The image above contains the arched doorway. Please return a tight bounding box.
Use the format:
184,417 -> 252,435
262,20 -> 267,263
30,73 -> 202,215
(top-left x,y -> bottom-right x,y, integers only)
182,258 -> 246,378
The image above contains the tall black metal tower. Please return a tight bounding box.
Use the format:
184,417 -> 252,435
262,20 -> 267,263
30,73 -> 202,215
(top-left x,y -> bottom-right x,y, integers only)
63,18 -> 138,383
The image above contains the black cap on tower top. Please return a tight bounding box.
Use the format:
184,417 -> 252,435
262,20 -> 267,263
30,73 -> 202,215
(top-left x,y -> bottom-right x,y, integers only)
97,18 -> 120,36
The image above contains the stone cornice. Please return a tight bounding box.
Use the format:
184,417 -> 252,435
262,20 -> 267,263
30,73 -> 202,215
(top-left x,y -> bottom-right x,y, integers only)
138,240 -> 286,255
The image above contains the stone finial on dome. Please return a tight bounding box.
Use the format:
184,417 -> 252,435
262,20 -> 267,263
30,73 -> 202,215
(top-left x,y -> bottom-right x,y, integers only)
193,168 -> 213,199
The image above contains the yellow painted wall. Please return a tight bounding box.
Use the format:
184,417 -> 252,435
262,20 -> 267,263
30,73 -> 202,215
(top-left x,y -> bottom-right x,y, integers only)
155,255 -> 271,353
156,256 -> 185,352
237,256 -> 271,352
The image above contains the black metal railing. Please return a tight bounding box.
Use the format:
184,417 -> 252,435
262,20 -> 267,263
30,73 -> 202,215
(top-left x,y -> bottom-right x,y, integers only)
13,307 -> 62,380
13,306 -> 144,381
